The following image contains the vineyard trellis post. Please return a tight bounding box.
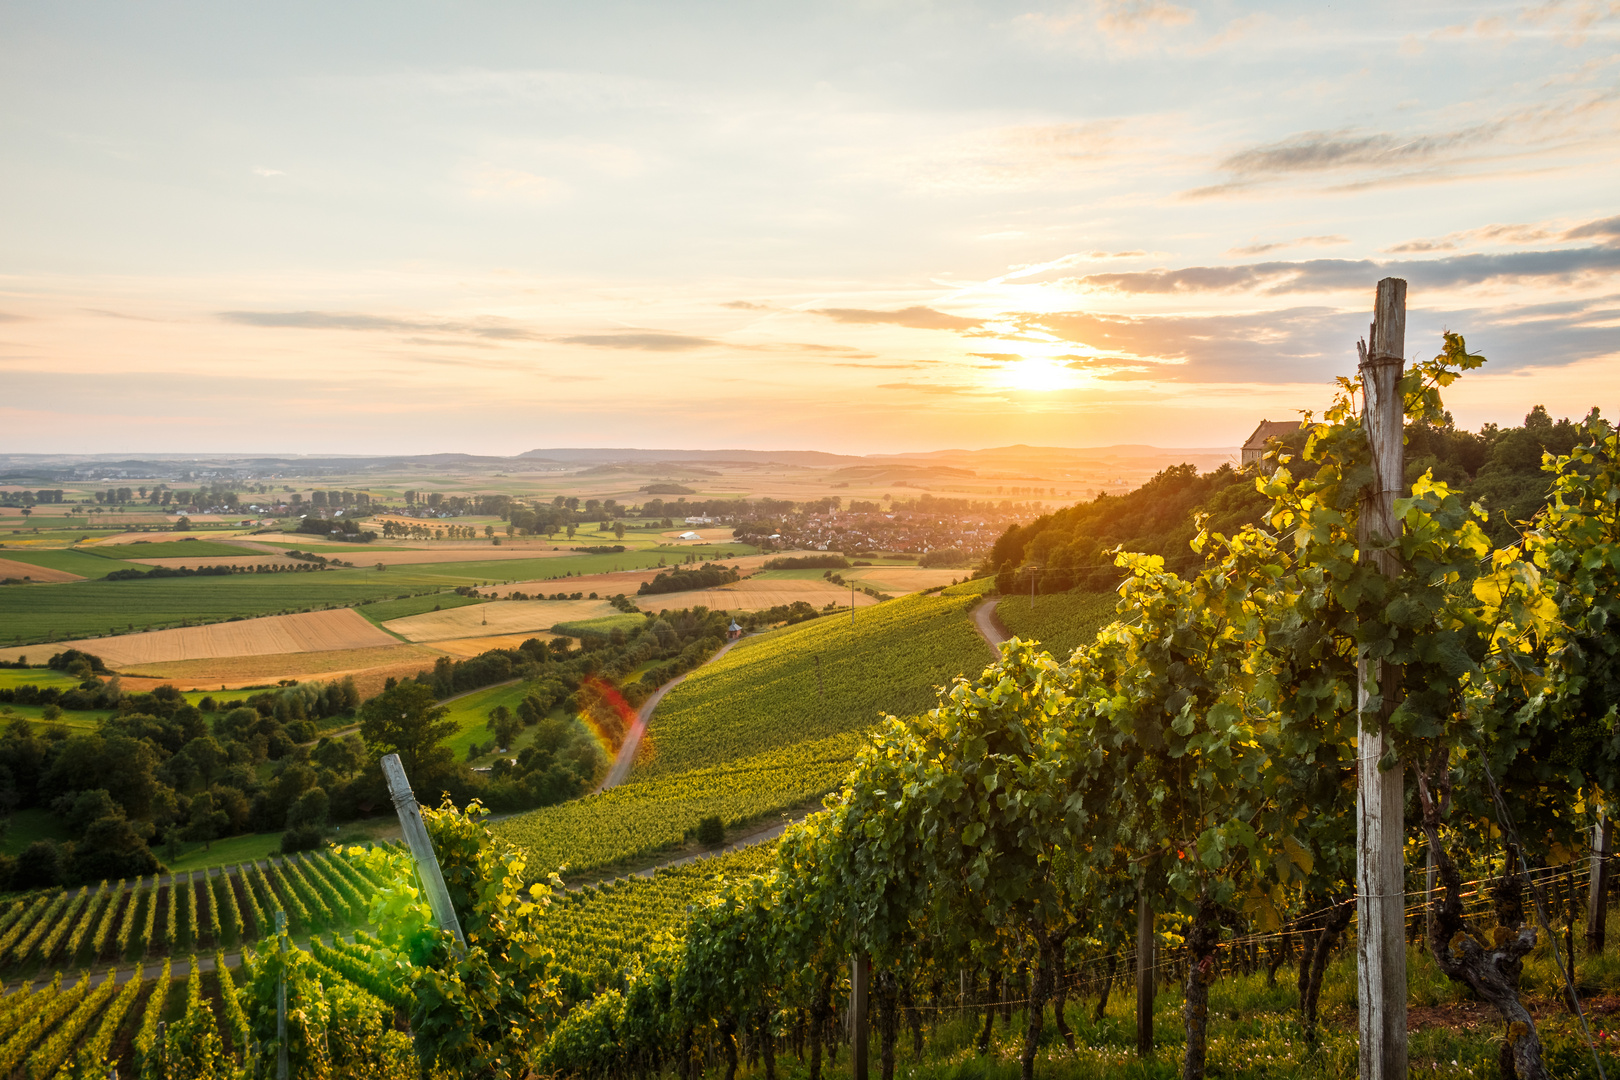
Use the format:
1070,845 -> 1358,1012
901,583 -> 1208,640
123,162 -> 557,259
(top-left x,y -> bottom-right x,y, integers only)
381,752 -> 469,953
1135,891 -> 1153,1056
1590,815 -> 1612,955
1355,275 -> 1408,1080
850,952 -> 870,1080
276,909 -> 288,1080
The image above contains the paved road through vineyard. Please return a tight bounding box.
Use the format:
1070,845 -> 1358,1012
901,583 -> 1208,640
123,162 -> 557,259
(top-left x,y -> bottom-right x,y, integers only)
597,634 -> 748,792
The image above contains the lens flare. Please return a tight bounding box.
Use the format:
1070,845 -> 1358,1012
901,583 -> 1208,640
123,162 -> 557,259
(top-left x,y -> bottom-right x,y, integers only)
577,675 -> 640,761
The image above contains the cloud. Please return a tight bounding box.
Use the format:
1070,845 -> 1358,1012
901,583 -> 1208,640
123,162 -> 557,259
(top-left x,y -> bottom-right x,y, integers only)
812,305 -> 984,330
252,166 -> 285,177
1565,214 -> 1620,241
877,382 -> 984,396
554,331 -> 717,351
462,163 -> 565,202
723,301 -> 772,310
1095,0 -> 1194,36
218,310 -> 546,340
1385,222 -> 1563,253
83,308 -> 161,321
1229,235 -> 1349,256
1065,245 -> 1620,295
0,312 -> 27,323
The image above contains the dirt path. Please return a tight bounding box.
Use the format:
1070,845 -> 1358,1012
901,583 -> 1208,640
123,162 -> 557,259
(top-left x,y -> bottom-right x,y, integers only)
972,596 -> 1009,656
596,635 -> 747,792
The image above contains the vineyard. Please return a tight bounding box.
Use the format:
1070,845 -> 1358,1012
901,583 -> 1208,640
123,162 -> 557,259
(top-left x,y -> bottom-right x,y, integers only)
639,592 -> 989,776
992,589 -> 1115,659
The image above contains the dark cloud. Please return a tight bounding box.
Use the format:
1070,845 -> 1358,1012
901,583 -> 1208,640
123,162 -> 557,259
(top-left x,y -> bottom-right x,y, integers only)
813,305 -> 984,330
1564,215 -> 1620,242
554,332 -> 717,351
1070,245 -> 1620,295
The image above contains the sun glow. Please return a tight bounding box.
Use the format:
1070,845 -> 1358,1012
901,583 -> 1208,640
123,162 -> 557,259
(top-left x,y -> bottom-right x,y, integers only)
1003,355 -> 1076,392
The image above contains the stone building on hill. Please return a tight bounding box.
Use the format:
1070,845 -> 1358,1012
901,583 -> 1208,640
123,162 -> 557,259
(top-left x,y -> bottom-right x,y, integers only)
1241,419 -> 1303,470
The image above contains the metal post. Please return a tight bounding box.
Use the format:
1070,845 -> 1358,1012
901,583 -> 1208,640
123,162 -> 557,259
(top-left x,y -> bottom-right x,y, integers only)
1136,890 -> 1154,1056
380,753 -> 469,953
1589,815 -> 1612,956
1355,276 -> 1409,1080
851,953 -> 869,1080
276,910 -> 288,1080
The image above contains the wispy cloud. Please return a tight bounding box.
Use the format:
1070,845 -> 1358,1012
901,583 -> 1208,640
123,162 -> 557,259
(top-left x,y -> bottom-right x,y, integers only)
813,306 -> 984,330
554,331 -> 717,351
1229,235 -> 1349,256
251,166 -> 284,177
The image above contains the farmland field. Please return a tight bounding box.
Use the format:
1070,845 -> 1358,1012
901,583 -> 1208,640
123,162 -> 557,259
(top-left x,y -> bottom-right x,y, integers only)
0,557 -> 84,582
88,539 -> 255,558
636,590 -> 985,776
0,608 -> 397,667
383,598 -> 618,642
663,575 -> 878,611
429,633 -> 558,658
354,593 -> 484,622
0,549 -> 145,577
111,643 -> 444,694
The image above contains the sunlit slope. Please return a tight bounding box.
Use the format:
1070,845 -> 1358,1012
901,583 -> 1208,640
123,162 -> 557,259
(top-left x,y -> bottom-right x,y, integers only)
995,589 -> 1118,660
638,590 -> 988,776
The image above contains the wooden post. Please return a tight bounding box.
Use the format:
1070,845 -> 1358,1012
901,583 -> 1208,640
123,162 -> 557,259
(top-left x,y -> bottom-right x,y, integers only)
1355,276 -> 1408,1080
851,953 -> 870,1080
276,910 -> 288,1080
1589,815 -> 1612,956
1136,890 -> 1154,1056
381,753 -> 469,953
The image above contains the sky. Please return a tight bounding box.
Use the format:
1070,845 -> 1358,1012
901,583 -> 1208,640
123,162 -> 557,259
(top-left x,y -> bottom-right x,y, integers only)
1,0 -> 1616,456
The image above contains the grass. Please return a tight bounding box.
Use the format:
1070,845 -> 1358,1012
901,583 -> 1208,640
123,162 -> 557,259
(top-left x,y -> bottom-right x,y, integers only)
0,703 -> 109,730
440,681 -> 540,760
0,668 -> 80,690
0,808 -> 76,856
162,830 -> 287,872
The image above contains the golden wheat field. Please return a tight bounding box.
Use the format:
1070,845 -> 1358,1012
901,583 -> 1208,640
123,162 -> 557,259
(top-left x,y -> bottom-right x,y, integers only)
113,643 -> 444,693
381,598 -> 618,641
652,577 -> 878,611
846,566 -> 963,593
0,608 -> 397,666
429,632 -> 562,657
0,557 -> 84,583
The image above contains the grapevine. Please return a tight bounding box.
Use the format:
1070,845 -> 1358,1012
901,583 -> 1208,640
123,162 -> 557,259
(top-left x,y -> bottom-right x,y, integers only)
61,965 -> 144,1078
88,878 -> 126,961
23,964 -> 119,1079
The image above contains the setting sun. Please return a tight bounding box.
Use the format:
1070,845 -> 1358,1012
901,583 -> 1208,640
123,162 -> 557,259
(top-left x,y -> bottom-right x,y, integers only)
1002,355 -> 1075,393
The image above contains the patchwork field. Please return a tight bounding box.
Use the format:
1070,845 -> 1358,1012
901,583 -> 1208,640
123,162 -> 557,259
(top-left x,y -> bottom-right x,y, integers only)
0,556 -> 83,582
0,607 -> 396,666
383,598 -> 617,641
657,576 -> 879,611
846,565 -> 963,592
130,554 -> 308,569
114,643 -> 444,695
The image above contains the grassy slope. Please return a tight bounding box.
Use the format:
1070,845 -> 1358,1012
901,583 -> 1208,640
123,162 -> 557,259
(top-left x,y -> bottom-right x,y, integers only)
641,591 -> 988,776
995,589 -> 1119,659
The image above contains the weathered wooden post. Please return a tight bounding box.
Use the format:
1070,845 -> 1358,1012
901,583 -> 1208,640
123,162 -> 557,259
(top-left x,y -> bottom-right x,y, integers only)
1355,276 -> 1409,1080
381,752 -> 469,953
851,953 -> 870,1080
1136,891 -> 1154,1056
275,909 -> 288,1080
1589,815 -> 1612,955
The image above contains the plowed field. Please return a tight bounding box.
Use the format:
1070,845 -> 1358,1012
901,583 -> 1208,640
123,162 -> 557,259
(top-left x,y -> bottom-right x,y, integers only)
0,608 -> 397,666
0,557 -> 83,583
652,577 -> 876,611
848,567 -> 963,593
383,599 -> 617,641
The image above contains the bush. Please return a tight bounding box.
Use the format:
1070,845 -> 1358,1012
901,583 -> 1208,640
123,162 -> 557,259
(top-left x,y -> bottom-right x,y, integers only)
695,815 -> 724,847
280,825 -> 326,855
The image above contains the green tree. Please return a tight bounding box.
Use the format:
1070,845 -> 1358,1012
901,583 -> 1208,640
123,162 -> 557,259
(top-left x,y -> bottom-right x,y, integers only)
359,683 -> 456,782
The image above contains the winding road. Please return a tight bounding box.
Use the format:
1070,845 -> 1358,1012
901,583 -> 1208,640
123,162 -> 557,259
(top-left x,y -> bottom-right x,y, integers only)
596,634 -> 746,792
972,595 -> 1010,656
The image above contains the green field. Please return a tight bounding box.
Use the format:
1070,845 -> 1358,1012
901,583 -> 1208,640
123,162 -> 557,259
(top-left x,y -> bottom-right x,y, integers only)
638,591 -> 987,777
354,592 -> 484,623
0,704 -> 108,730
163,830 -> 286,872
995,588 -> 1119,659
87,539 -> 252,559
439,680 -> 532,759
0,548 -> 145,577
551,613 -> 644,637
0,668 -> 80,690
